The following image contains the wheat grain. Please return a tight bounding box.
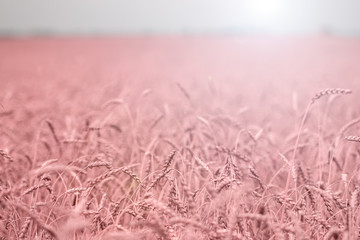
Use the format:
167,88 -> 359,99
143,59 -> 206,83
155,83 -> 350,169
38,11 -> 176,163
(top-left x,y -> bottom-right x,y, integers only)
162,150 -> 176,173
86,161 -> 112,169
18,216 -> 32,239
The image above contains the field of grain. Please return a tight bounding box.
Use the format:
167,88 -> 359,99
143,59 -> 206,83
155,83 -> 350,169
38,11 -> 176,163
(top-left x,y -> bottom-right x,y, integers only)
1,36 -> 360,239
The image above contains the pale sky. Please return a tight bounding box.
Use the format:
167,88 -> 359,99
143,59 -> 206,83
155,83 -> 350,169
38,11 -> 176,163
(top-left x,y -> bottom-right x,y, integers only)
0,0 -> 360,35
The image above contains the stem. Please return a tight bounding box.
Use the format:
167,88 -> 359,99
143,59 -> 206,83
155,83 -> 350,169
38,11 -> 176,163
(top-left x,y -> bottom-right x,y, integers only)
280,101 -> 311,223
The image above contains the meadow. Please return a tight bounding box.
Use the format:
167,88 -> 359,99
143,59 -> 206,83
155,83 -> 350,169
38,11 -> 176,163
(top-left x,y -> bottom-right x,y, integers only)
1,36 -> 360,239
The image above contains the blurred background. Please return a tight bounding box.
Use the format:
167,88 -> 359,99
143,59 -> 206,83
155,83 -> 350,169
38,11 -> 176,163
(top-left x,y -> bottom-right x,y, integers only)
1,0 -> 360,123
0,0 -> 360,142
1,0 -> 360,36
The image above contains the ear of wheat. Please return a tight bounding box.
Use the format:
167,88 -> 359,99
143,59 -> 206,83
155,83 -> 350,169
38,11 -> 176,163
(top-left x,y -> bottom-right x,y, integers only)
345,135 -> 360,142
0,149 -> 13,162
311,88 -> 352,104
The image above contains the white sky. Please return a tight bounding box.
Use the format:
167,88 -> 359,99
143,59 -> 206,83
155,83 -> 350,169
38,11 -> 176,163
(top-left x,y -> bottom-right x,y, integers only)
0,0 -> 360,35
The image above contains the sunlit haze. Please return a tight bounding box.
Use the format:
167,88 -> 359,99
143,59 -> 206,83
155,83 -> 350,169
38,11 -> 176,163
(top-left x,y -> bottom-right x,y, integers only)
0,0 -> 360,35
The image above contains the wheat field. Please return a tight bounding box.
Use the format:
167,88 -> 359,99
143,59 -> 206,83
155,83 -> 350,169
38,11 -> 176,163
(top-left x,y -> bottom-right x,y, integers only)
1,37 -> 360,239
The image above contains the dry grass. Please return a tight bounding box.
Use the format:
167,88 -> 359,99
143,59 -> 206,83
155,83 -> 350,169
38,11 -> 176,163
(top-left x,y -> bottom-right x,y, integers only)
1,38 -> 360,239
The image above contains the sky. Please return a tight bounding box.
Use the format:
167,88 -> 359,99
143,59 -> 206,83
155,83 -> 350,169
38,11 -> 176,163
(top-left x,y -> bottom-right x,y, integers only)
0,0 -> 360,35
